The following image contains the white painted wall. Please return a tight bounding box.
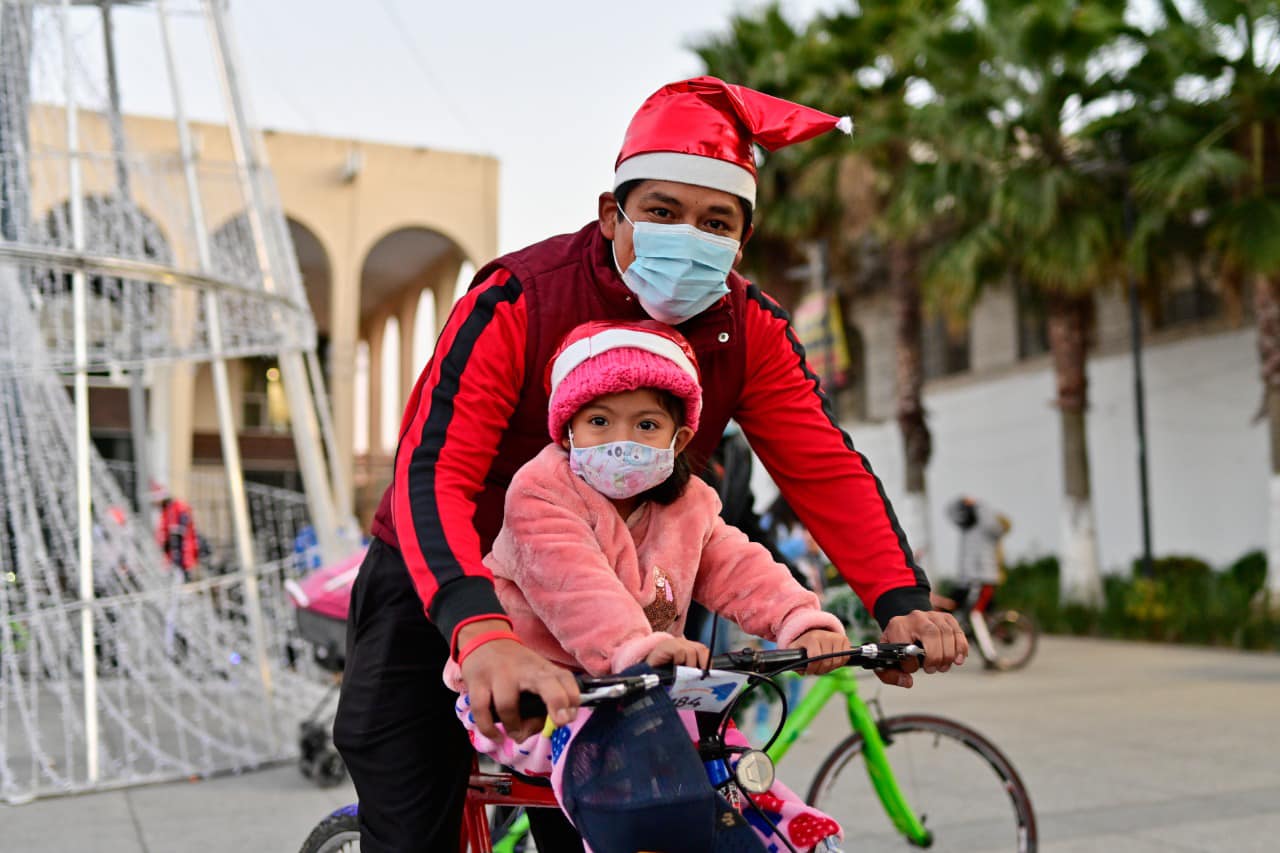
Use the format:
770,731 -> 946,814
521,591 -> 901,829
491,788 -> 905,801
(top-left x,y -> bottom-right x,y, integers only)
751,328 -> 1266,581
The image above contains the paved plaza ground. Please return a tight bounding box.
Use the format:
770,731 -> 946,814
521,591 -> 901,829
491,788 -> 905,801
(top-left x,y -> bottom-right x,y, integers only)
4,635 -> 1278,852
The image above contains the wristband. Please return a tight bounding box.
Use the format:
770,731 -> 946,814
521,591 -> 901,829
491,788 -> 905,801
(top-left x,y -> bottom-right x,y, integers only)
456,629 -> 522,669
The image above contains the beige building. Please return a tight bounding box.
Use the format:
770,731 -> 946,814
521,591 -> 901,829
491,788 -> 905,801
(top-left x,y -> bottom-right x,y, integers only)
29,108 -> 498,527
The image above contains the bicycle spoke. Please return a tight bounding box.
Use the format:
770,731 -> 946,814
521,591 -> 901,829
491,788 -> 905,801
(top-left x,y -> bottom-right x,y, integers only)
808,716 -> 1035,852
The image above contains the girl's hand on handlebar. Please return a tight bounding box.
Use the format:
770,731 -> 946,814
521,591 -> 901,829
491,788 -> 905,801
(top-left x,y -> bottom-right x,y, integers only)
879,609 -> 968,688
645,636 -> 710,669
789,628 -> 852,675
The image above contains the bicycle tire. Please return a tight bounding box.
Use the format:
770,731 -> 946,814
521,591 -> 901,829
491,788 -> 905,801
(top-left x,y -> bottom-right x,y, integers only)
297,805 -> 360,853
806,714 -> 1037,852
978,610 -> 1038,671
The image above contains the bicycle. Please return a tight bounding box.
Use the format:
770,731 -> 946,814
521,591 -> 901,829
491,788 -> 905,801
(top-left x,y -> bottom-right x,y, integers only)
298,643 -> 1036,852
827,585 -> 1038,673
929,584 -> 1038,672
959,604 -> 1038,672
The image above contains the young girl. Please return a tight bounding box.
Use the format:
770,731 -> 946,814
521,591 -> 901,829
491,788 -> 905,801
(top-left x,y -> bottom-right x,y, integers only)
445,319 -> 849,851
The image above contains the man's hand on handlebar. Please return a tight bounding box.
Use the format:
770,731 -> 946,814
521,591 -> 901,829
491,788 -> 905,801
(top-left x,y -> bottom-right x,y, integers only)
458,619 -> 580,742
788,628 -> 852,675
878,609 -> 968,688
645,636 -> 710,669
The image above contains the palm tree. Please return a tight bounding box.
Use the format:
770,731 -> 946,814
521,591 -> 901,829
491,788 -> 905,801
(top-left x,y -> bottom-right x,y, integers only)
1126,1 -> 1280,593
696,2 -> 970,570
905,0 -> 1142,605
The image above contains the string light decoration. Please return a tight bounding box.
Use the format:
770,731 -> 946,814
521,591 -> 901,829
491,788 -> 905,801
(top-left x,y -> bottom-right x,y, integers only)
1,0 -> 353,801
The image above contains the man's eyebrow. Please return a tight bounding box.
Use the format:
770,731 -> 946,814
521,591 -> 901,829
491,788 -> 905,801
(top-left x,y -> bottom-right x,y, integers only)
638,191 -> 684,207
639,191 -> 740,220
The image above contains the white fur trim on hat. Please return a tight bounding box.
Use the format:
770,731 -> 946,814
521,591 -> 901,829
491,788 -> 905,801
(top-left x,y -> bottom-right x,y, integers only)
614,152 -> 757,206
550,328 -> 699,398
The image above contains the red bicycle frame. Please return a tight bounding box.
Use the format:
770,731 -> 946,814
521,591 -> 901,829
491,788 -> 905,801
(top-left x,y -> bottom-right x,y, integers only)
460,756 -> 558,853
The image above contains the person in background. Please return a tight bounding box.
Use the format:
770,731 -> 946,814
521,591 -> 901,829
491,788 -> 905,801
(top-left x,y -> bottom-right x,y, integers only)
151,481 -> 198,579
931,495 -> 1012,617
151,481 -> 198,657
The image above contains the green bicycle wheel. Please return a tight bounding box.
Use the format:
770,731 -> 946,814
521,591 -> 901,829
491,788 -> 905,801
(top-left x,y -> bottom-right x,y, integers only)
807,714 -> 1037,852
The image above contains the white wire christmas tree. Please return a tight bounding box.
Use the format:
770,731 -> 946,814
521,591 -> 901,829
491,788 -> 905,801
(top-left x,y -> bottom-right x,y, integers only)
0,0 -> 352,800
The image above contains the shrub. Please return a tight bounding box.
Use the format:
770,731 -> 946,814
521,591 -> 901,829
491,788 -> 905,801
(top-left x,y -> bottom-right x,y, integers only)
996,550 -> 1276,651
1226,550 -> 1267,596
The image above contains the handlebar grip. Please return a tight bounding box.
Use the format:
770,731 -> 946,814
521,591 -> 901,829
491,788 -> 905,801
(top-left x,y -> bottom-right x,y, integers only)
709,647 -> 808,672
518,692 -> 548,719
489,692 -> 549,723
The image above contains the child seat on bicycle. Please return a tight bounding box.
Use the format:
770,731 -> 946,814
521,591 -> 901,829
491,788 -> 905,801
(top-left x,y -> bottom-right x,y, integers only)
444,320 -> 847,852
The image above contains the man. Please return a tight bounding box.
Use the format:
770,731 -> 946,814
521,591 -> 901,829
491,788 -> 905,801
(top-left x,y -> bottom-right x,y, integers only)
334,76 -> 967,852
934,495 -> 1012,616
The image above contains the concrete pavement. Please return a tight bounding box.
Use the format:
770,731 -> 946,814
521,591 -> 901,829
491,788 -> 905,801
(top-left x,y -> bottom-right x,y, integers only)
4,635 -> 1278,852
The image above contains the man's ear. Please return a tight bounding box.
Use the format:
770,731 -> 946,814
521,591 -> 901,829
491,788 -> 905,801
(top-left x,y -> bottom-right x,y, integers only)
598,192 -> 619,241
673,425 -> 695,455
732,224 -> 754,268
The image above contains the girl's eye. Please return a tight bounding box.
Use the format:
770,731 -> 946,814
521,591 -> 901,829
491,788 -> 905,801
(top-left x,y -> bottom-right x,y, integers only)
637,420 -> 659,431
588,415 -> 608,427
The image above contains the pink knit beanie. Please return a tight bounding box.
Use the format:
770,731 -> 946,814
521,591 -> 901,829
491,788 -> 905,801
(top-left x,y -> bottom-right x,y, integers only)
546,320 -> 703,441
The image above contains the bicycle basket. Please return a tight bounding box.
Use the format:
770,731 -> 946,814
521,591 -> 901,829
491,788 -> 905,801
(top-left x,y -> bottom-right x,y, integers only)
560,664 -> 719,853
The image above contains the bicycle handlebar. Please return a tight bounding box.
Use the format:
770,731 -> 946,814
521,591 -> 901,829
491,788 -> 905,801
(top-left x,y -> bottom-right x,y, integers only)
504,642 -> 923,720
709,642 -> 923,673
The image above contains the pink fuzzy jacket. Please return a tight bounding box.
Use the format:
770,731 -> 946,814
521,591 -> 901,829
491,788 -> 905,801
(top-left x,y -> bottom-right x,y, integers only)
445,444 -> 841,688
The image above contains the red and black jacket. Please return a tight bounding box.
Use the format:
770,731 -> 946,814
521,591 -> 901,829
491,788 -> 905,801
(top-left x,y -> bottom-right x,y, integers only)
371,222 -> 931,652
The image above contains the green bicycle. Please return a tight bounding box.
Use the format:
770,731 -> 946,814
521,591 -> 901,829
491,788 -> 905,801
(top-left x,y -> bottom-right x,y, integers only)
491,646 -> 1037,852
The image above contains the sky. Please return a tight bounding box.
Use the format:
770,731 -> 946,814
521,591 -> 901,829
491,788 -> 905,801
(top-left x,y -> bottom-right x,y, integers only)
87,0 -> 839,255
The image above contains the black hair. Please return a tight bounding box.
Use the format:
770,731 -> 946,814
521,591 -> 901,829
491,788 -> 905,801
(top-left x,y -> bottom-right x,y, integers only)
633,389 -> 693,506
614,179 -> 753,236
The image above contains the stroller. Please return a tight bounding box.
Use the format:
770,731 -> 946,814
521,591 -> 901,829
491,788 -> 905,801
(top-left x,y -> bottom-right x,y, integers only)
285,546 -> 365,787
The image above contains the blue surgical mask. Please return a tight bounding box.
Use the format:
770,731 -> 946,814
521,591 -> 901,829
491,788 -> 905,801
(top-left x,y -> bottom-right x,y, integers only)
614,206 -> 738,325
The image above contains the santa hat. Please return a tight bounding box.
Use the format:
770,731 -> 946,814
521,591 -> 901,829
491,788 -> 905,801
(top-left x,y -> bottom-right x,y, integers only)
546,320 -> 702,442
614,76 -> 852,207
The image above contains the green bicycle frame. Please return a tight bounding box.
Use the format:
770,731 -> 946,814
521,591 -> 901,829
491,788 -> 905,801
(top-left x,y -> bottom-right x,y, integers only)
492,666 -> 932,850
492,811 -> 530,853
763,668 -> 931,846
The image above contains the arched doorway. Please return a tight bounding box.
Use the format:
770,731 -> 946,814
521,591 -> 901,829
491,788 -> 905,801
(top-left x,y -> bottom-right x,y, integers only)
355,226 -> 468,520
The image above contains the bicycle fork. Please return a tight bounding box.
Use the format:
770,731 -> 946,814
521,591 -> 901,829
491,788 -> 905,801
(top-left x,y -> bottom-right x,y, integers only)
968,611 -> 1000,662
841,682 -> 935,848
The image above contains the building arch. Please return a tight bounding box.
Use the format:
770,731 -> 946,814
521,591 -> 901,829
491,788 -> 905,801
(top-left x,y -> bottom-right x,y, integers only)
285,216 -> 334,358
357,225 -> 468,455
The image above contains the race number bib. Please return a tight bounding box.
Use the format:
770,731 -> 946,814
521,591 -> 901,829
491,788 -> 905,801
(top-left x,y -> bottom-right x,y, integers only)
665,666 -> 751,712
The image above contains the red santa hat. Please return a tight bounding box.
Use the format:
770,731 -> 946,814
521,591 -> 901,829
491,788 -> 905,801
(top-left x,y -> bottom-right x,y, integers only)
546,320 -> 702,442
614,76 -> 852,208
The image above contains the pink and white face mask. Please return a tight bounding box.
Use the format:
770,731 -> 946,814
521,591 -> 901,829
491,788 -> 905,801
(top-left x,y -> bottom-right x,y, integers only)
567,431 -> 676,500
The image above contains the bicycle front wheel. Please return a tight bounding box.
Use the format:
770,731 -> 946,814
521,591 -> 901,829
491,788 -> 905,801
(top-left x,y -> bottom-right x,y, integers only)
984,611 -> 1038,671
297,805 -> 360,853
807,714 -> 1036,852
